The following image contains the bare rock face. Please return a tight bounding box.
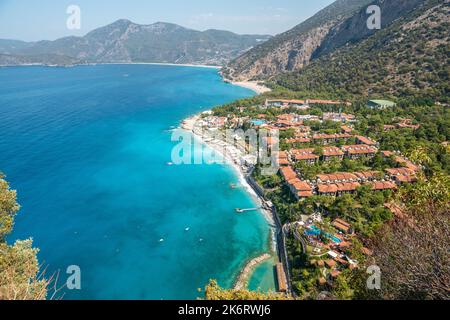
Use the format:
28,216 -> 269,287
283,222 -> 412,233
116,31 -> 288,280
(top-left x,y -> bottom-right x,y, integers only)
223,0 -> 376,81
226,23 -> 335,81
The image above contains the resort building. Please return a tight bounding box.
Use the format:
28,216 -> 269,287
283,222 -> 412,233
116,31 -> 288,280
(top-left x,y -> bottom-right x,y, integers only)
383,118 -> 421,131
312,133 -> 353,145
265,99 -> 308,109
385,168 -> 418,184
316,171 -> 380,184
353,171 -> 382,182
322,112 -> 356,123
332,219 -> 353,234
321,147 -> 345,162
285,137 -> 311,144
280,166 -> 297,183
341,125 -> 353,134
367,99 -> 397,110
342,144 -> 378,159
278,151 -> 290,166
317,182 -> 361,196
371,181 -> 398,191
289,178 -> 313,199
382,151 -> 420,172
291,148 -> 319,165
356,136 -> 378,146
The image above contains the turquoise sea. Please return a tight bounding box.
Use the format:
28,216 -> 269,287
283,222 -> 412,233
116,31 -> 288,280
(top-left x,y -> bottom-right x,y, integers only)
0,64 -> 273,299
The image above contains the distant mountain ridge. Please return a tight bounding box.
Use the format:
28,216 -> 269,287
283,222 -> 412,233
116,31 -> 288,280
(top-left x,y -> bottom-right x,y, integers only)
0,20 -> 271,66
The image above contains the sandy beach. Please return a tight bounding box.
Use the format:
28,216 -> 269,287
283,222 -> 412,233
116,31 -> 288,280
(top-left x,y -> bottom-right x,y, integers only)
230,80 -> 272,95
181,115 -> 275,225
180,112 -> 279,291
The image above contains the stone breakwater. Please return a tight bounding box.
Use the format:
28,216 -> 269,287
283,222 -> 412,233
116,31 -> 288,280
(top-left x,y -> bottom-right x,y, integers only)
233,253 -> 272,290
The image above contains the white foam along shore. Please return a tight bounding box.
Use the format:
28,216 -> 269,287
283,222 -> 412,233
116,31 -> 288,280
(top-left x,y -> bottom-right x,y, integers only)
181,114 -> 278,289
181,114 -> 275,226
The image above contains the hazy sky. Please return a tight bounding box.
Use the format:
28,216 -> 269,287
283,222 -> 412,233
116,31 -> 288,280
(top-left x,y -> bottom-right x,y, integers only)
0,0 -> 335,41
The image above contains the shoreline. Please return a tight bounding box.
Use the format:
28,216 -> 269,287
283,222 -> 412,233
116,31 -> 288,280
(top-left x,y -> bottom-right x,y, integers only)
0,62 -> 222,69
181,113 -> 279,291
0,63 -> 272,95
227,80 -> 272,95
233,254 -> 272,290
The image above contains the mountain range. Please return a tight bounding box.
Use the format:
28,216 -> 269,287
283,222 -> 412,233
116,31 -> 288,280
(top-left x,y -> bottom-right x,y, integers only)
225,0 -> 448,102
0,20 -> 271,66
1,0 -> 448,102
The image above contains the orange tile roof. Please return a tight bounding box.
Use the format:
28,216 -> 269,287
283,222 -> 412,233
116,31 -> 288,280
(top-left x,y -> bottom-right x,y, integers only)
356,136 -> 377,146
280,166 -> 297,182
325,260 -> 336,268
295,154 -> 320,161
332,219 -> 352,233
318,184 -> 339,193
335,182 -> 361,192
278,151 -> 289,159
317,172 -> 358,182
291,148 -> 315,154
322,147 -> 345,157
381,150 -> 395,157
353,171 -> 381,180
313,133 -> 353,140
285,137 -> 311,144
267,99 -> 305,104
385,167 -> 415,176
371,181 -> 397,191
318,182 -> 361,193
341,125 -> 353,133
291,179 -> 312,192
298,191 -> 313,198
342,145 -> 378,155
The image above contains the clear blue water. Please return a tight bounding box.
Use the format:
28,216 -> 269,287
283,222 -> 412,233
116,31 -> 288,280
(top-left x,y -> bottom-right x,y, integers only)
0,64 -> 273,299
248,258 -> 276,293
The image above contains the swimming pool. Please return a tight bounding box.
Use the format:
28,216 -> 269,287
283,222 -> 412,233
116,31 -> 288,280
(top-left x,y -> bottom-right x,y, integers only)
304,226 -> 342,244
251,119 -> 267,126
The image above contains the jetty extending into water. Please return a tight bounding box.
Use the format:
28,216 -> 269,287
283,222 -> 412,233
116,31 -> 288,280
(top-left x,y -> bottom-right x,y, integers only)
235,207 -> 261,213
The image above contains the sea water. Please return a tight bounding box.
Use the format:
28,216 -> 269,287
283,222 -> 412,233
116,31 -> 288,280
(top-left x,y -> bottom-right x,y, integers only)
0,64 -> 274,299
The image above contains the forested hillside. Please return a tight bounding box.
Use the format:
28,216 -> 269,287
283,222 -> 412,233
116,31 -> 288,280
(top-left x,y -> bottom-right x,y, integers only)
273,0 -> 449,102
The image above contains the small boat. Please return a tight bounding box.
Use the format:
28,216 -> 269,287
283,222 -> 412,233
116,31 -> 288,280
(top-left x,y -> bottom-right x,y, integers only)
235,208 -> 244,213
229,183 -> 238,189
166,162 -> 174,166
159,238 -> 165,243
185,227 -> 190,231
199,238 -> 204,242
